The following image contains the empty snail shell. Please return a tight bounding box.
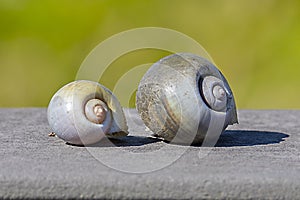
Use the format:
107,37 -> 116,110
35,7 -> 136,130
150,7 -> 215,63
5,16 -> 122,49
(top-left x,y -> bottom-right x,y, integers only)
47,80 -> 128,145
136,53 -> 238,145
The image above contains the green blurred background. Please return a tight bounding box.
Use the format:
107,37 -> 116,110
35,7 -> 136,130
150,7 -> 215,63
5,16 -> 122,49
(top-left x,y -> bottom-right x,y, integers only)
0,0 -> 299,109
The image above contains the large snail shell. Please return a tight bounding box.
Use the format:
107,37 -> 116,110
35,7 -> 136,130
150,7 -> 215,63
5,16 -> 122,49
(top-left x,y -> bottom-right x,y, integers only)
136,53 -> 238,145
47,80 -> 128,145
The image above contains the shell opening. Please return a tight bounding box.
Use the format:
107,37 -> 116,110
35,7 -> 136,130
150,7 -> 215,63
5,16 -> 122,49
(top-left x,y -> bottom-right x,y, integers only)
85,99 -> 108,124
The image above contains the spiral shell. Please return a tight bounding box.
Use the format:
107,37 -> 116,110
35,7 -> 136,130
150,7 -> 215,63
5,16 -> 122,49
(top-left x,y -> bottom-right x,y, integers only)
47,80 -> 128,145
136,53 -> 238,145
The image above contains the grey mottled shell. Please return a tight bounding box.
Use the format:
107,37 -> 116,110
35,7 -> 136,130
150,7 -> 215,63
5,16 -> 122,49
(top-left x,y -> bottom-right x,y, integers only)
47,80 -> 128,145
136,53 -> 238,145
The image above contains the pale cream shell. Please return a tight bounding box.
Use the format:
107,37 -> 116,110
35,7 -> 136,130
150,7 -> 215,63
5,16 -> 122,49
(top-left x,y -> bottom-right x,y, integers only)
47,80 -> 128,145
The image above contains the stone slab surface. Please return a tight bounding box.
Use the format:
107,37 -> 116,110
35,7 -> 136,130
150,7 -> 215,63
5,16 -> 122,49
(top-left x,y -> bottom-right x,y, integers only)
0,108 -> 299,199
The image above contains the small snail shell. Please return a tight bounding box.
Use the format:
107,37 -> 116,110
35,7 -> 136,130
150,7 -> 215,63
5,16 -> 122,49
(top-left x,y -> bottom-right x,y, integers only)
47,80 -> 128,145
136,53 -> 238,145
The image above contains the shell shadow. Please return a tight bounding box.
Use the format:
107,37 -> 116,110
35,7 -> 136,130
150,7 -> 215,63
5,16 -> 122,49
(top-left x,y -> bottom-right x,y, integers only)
67,136 -> 162,147
215,130 -> 289,147
66,130 -> 289,148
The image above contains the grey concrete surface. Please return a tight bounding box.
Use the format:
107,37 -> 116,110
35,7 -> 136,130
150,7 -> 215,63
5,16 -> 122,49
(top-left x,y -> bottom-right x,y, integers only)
0,108 -> 299,199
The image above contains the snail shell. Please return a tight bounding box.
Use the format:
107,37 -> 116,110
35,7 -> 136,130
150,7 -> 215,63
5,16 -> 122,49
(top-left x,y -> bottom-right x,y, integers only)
136,53 -> 238,145
47,80 -> 128,145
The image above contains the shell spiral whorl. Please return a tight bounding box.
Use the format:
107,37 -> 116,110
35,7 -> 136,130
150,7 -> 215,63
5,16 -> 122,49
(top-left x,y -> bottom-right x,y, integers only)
84,99 -> 110,124
201,75 -> 227,112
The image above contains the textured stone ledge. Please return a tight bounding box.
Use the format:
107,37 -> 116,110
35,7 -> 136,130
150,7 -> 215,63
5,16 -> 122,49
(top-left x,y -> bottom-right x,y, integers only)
0,108 -> 299,199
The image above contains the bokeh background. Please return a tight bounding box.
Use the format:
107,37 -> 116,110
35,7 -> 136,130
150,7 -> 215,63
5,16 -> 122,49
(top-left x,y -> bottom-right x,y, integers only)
0,0 -> 299,109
